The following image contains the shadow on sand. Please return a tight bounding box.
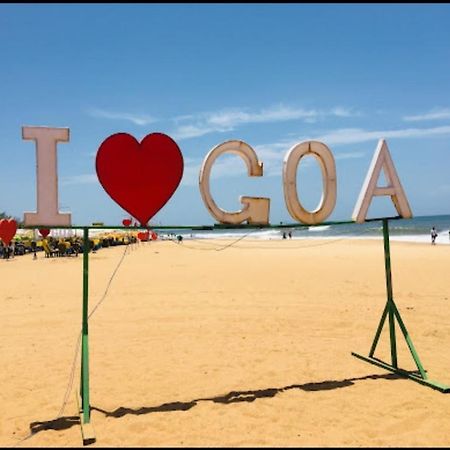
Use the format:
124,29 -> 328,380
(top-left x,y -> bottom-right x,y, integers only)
27,372 -> 402,437
29,415 -> 80,434
91,372 -> 401,418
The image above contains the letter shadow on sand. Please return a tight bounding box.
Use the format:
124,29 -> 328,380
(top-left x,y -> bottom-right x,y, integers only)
27,372 -> 402,437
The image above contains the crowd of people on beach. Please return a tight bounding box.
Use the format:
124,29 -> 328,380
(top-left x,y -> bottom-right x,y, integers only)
0,231 -> 191,260
0,234 -> 140,260
0,226 -> 446,255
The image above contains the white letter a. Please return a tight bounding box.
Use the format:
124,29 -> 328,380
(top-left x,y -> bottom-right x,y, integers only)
352,139 -> 412,223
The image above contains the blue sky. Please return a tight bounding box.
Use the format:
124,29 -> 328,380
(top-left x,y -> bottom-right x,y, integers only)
1,3 -> 450,226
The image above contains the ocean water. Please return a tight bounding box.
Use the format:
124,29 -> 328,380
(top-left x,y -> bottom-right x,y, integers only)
164,215 -> 450,245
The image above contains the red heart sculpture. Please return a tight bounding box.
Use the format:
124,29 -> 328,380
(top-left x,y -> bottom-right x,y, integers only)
122,219 -> 132,227
96,133 -> 184,226
0,219 -> 18,246
137,231 -> 149,241
39,228 -> 50,238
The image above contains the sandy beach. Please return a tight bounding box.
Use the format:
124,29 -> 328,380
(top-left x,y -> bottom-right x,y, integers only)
2,237 -> 450,447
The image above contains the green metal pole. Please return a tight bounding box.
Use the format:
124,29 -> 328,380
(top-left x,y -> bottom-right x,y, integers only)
81,227 -> 90,423
382,219 -> 398,368
350,218 -> 450,392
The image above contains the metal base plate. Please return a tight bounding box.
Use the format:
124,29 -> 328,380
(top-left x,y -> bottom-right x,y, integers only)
352,352 -> 450,393
75,393 -> 96,445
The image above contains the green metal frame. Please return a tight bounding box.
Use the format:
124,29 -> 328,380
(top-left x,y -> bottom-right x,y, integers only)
23,215 -> 449,446
352,218 -> 450,393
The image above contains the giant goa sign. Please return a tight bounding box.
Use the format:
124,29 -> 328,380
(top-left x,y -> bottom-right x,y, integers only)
18,126 -> 412,227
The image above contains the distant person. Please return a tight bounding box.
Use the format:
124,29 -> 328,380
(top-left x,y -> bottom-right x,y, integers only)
89,239 -> 96,253
4,244 -> 11,259
282,232 -> 287,239
288,231 -> 292,239
177,235 -> 183,244
431,227 -> 438,245
31,240 -> 37,260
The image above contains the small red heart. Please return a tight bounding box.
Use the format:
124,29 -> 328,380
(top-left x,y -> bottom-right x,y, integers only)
122,219 -> 132,227
39,228 -> 50,238
0,219 -> 18,246
96,132 -> 184,226
137,231 -> 149,241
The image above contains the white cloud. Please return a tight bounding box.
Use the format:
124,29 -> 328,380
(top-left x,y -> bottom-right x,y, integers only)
403,108 -> 450,122
67,123 -> 449,187
88,108 -> 157,126
206,105 -> 319,128
180,155 -> 248,187
334,151 -> 366,160
311,125 -> 450,145
188,123 -> 450,182
181,164 -> 201,187
330,107 -> 359,118
261,125 -> 450,150
180,142 -> 367,187
87,104 -> 360,138
61,174 -> 98,186
173,124 -> 231,140
173,105 -> 360,140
